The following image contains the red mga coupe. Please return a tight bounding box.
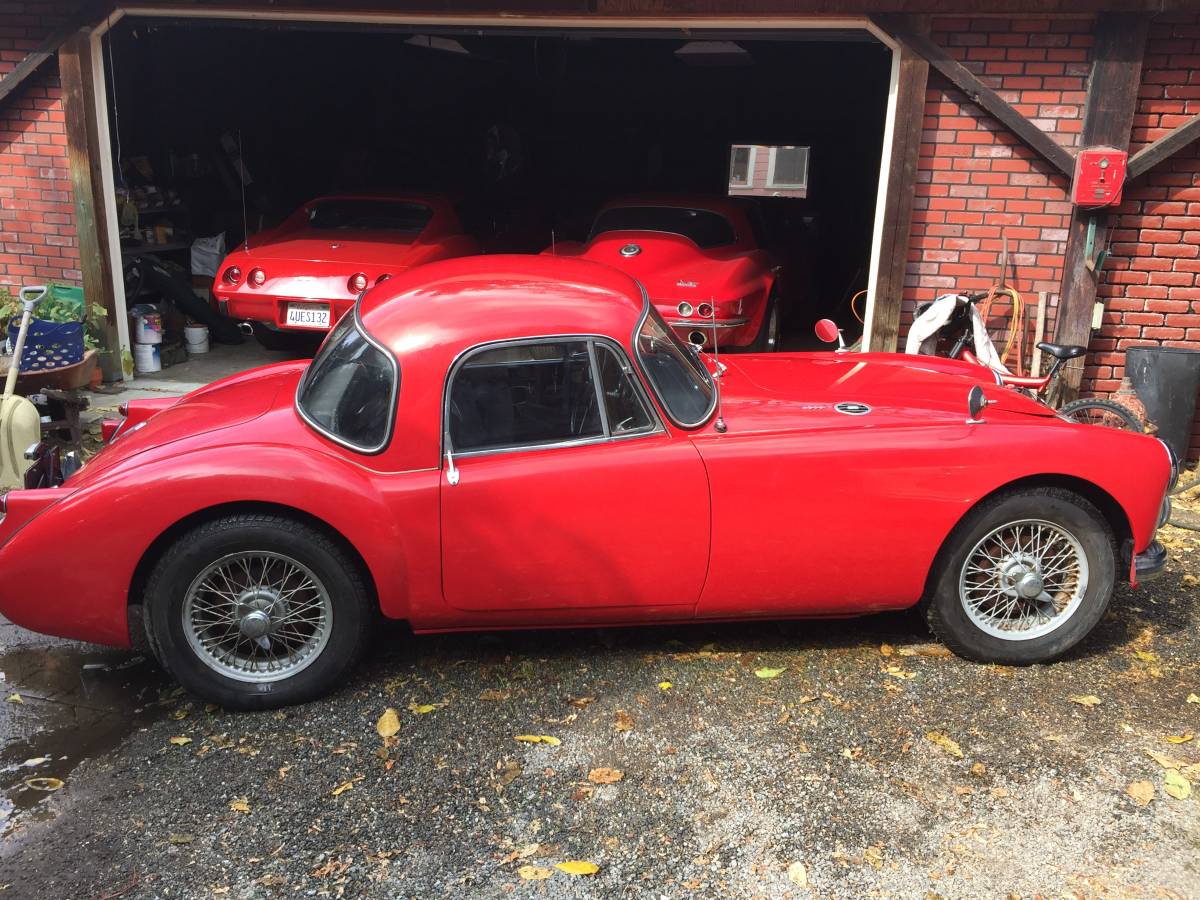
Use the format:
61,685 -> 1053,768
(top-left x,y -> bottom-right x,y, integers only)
546,196 -> 781,352
212,193 -> 478,348
0,256 -> 1173,708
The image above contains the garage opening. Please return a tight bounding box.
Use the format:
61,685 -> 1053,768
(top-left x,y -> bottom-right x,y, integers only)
102,19 -> 892,364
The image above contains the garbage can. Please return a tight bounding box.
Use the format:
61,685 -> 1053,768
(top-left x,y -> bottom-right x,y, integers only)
1126,346 -> 1200,460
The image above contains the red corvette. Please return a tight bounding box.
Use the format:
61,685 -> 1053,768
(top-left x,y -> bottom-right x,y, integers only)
0,256 -> 1173,709
546,196 -> 780,351
212,193 -> 478,347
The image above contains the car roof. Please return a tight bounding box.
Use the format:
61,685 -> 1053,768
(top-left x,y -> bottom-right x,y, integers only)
358,254 -> 648,360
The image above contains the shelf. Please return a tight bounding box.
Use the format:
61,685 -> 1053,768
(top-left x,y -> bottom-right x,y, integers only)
121,240 -> 192,257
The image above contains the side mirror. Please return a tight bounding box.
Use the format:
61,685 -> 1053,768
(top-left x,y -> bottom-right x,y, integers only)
967,385 -> 990,424
814,318 -> 846,351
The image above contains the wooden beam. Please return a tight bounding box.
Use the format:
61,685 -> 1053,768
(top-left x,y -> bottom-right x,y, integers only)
1128,112 -> 1200,180
1054,12 -> 1149,399
0,4 -> 105,108
867,19 -> 929,353
59,32 -> 121,378
872,16 -> 1075,177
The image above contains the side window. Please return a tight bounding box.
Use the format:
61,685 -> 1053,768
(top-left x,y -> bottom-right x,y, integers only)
449,340 -> 602,453
595,344 -> 654,435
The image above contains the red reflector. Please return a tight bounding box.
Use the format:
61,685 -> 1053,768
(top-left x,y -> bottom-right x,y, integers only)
249,268 -> 266,287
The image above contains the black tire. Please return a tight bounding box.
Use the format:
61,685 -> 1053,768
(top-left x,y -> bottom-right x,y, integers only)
143,513 -> 374,710
1058,398 -> 1142,432
748,292 -> 781,353
923,487 -> 1117,665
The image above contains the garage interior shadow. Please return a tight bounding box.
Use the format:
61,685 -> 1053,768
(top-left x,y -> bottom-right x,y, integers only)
108,20 -> 891,347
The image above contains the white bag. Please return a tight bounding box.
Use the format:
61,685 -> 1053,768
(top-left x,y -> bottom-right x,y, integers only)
190,233 -> 226,279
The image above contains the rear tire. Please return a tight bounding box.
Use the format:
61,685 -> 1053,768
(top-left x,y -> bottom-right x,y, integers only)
143,514 -> 373,709
749,292 -> 781,353
1058,398 -> 1142,432
923,487 -> 1116,665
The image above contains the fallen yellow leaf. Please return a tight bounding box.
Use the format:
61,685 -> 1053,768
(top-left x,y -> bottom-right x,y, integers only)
408,703 -> 436,715
229,798 -> 250,813
331,779 -> 358,797
1164,770 -> 1192,800
879,643 -> 894,657
168,736 -> 192,746
863,845 -> 885,869
5,694 -> 23,705
554,861 -> 599,876
884,665 -> 916,680
1187,693 -> 1199,705
925,731 -> 963,759
376,708 -> 401,738
1133,650 -> 1158,662
1164,733 -> 1194,744
787,861 -> 808,887
587,767 -> 624,785
1069,695 -> 1102,707
167,833 -> 194,844
514,735 -> 561,746
1126,780 -> 1154,806
658,681 -> 673,691
517,865 -> 553,881
23,777 -> 63,792
754,667 -> 786,679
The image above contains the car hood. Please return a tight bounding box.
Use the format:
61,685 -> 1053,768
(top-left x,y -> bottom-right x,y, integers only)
243,230 -> 424,266
712,352 -> 1056,433
574,232 -> 740,299
71,363 -> 303,486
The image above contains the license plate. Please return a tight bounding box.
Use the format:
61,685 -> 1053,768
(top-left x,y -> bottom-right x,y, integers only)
285,303 -> 331,329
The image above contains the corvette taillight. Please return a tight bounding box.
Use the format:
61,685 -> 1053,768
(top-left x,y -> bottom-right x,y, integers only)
677,302 -> 694,317
349,273 -> 368,293
223,266 -> 242,284
697,302 -> 714,318
248,268 -> 266,287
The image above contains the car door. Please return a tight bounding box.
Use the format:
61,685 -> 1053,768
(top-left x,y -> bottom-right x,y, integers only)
440,337 -> 709,615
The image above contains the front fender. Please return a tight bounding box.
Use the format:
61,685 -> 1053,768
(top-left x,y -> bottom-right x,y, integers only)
0,445 -> 437,647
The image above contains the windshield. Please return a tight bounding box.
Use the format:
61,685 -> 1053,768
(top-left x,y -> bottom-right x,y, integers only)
296,311 -> 397,452
634,307 -> 716,427
590,206 -> 736,249
307,199 -> 433,233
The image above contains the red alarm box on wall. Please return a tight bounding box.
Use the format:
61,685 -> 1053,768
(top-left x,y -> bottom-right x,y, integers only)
1072,146 -> 1128,207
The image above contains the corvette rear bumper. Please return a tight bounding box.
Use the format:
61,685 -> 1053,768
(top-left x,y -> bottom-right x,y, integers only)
220,293 -> 353,332
667,317 -> 753,348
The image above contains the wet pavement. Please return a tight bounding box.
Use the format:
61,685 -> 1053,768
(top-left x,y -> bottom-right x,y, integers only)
0,525 -> 1196,898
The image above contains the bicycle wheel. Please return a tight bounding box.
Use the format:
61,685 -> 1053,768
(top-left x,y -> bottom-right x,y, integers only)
1058,398 -> 1143,432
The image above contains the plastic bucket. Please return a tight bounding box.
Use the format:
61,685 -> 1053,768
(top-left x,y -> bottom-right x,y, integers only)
133,312 -> 163,345
1126,346 -> 1200,460
133,342 -> 161,374
184,324 -> 210,354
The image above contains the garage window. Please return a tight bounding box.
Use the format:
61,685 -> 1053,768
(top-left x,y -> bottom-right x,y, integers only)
766,146 -> 810,191
729,145 -> 756,188
307,199 -> 433,233
296,310 -> 398,453
590,207 -> 736,249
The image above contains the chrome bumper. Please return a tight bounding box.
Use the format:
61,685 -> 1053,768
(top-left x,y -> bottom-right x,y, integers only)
667,318 -> 749,329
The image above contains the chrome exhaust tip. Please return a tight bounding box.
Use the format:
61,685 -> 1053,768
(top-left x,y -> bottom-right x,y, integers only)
237,321 -> 255,336
688,331 -> 707,347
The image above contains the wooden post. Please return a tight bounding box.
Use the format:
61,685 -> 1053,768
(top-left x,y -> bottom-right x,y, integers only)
866,18 -> 929,353
1054,13 -> 1149,399
58,32 -> 121,380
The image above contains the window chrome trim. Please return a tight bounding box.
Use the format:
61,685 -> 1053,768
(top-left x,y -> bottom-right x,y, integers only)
441,333 -> 664,461
294,300 -> 400,455
633,288 -> 719,430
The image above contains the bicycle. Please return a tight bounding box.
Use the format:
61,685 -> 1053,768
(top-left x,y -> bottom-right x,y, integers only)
921,290 -> 1143,432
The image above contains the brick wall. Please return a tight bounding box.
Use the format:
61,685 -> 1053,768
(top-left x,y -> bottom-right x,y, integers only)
1088,12 -> 1200,457
904,17 -> 1092,364
0,2 -> 82,296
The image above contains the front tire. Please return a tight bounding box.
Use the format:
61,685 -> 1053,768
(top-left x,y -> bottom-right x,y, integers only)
143,514 -> 373,709
924,487 -> 1116,665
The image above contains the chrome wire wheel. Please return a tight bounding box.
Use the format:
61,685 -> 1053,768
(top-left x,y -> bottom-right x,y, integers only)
958,519 -> 1089,641
182,551 -> 334,683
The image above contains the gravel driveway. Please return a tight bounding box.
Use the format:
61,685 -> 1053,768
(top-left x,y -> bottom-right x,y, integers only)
0,522 -> 1197,899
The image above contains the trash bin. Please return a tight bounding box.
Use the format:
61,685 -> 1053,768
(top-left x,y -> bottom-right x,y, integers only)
1126,346 -> 1200,460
